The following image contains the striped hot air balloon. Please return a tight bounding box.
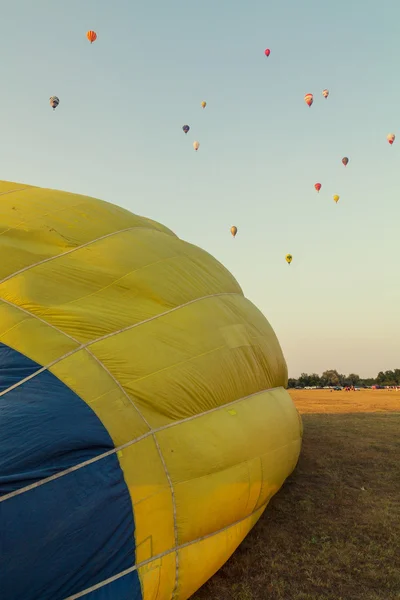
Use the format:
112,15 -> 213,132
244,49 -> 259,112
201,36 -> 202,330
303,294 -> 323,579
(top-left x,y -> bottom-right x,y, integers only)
86,30 -> 97,44
304,93 -> 313,107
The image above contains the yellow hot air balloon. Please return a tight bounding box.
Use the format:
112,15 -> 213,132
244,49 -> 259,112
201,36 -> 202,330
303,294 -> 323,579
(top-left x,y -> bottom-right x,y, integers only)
285,254 -> 293,265
333,194 -> 340,203
387,133 -> 395,145
0,180 -> 302,600
193,141 -> 200,151
201,101 -> 207,109
230,225 -> 237,237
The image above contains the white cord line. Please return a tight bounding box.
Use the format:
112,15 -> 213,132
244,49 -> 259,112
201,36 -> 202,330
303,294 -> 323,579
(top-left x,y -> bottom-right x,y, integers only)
0,385 -> 281,504
0,210 -> 240,596
63,493 -> 275,600
0,289 -> 240,596
0,292 -> 238,403
0,224 -> 175,286
84,346 -> 180,599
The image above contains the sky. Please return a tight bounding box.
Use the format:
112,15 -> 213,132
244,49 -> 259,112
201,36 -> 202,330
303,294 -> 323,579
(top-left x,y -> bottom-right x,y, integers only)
0,0 -> 399,377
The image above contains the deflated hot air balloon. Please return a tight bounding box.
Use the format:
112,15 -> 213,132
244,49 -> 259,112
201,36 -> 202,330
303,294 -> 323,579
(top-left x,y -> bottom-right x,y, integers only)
286,254 -> 293,265
193,141 -> 200,151
201,101 -> 207,109
264,48 -> 270,57
333,194 -> 340,203
315,183 -> 322,193
182,125 -> 190,134
342,157 -> 349,167
387,133 -> 395,145
230,225 -> 237,237
86,30 -> 97,44
49,96 -> 59,111
322,89 -> 329,99
0,180 -> 302,600
304,93 -> 313,107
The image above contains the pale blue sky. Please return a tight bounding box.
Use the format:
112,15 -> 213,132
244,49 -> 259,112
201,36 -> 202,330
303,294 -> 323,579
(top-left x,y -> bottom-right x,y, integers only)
1,0 -> 398,377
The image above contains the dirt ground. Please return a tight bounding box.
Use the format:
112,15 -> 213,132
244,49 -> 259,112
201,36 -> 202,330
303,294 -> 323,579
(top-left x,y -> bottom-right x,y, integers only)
192,390 -> 400,600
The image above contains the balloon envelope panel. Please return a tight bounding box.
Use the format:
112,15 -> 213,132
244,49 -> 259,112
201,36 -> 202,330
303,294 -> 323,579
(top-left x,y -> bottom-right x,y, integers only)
0,181 -> 302,599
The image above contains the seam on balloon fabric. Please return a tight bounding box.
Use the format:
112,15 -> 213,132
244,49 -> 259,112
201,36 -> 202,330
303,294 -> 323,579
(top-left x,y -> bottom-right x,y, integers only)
0,224 -> 175,284
0,293 -> 186,597
38,254 -> 182,314
85,347 -> 181,599
0,290 -> 242,595
0,385 -> 284,504
0,186 -> 30,197
62,494 -> 274,600
0,292 -> 240,401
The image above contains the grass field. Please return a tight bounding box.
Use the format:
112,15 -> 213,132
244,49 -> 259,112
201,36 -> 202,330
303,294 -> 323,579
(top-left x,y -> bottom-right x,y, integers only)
193,390 -> 400,600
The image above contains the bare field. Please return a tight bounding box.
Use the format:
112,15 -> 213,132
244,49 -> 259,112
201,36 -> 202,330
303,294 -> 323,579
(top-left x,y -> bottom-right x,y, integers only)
192,390 -> 400,600
290,388 -> 400,415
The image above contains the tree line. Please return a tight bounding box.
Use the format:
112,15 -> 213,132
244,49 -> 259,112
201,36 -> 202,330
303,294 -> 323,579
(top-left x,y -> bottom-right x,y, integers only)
288,369 -> 400,388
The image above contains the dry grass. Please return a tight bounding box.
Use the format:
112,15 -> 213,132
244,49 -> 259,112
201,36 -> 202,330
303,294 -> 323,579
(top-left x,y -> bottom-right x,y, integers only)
192,390 -> 400,600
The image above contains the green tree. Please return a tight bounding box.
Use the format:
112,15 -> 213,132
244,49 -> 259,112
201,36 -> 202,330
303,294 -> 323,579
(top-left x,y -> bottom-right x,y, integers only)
321,369 -> 341,386
347,373 -> 361,386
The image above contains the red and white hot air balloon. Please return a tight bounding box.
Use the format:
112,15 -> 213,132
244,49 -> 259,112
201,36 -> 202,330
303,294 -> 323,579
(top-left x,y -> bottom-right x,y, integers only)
387,133 -> 395,145
304,93 -> 313,107
264,48 -> 271,57
314,183 -> 322,193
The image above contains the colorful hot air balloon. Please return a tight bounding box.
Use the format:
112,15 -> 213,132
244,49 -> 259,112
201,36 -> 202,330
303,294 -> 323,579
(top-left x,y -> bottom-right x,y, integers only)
193,141 -> 200,151
333,194 -> 340,203
315,183 -> 322,193
322,89 -> 329,99
86,30 -> 97,44
342,157 -> 349,167
182,125 -> 190,134
49,96 -> 59,111
285,254 -> 293,265
230,226 -> 237,237
201,101 -> 206,109
304,93 -> 313,107
264,48 -> 271,57
0,179 -> 302,600
387,133 -> 395,145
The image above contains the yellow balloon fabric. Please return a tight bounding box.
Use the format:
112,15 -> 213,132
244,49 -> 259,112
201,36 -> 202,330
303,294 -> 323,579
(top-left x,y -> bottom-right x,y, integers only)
0,180 -> 302,600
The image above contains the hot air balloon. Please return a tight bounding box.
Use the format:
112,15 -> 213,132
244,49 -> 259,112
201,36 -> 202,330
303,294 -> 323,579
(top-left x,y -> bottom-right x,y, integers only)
304,93 -> 313,107
182,125 -> 190,134
230,226 -> 237,237
264,48 -> 271,57
86,30 -> 97,44
193,141 -> 200,151
387,133 -> 395,145
315,183 -> 322,193
0,179 -> 302,600
286,254 -> 293,265
333,194 -> 340,203
49,96 -> 59,111
201,101 -> 206,109
322,89 -> 329,99
342,157 -> 349,167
